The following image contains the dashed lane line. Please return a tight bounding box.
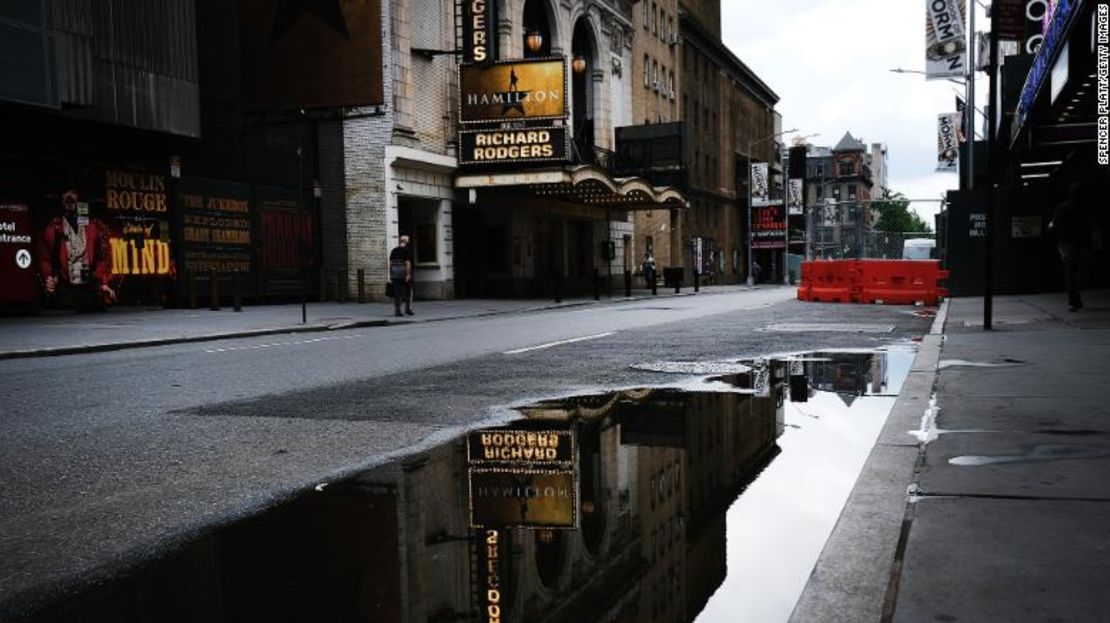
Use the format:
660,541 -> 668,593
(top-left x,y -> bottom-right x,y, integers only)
502,332 -> 615,355
205,334 -> 365,353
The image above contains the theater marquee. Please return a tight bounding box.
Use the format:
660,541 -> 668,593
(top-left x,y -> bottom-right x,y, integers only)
459,58 -> 567,123
459,128 -> 568,164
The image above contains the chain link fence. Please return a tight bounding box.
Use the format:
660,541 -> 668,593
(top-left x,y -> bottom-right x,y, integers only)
805,203 -> 935,260
808,226 -> 936,260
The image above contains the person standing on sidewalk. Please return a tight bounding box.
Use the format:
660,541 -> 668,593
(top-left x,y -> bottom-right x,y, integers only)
389,235 -> 413,317
1049,182 -> 1090,312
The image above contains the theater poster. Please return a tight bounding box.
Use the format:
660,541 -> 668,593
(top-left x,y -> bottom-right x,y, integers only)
176,177 -> 256,297
33,167 -> 174,308
256,185 -> 317,298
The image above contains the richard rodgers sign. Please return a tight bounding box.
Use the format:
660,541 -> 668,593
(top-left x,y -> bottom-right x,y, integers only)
459,128 -> 568,164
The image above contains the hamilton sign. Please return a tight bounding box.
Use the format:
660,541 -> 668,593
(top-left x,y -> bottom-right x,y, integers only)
459,58 -> 567,123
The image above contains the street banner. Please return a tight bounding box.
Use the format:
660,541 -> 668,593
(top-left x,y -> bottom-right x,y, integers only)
955,96 -> 968,142
787,178 -> 804,215
925,0 -> 967,80
937,112 -> 960,172
750,162 -> 770,207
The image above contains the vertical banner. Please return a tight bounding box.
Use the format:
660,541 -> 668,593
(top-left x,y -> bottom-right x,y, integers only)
937,113 -> 960,172
750,163 -> 770,207
925,0 -> 967,80
955,95 -> 968,142
459,0 -> 497,63
787,179 -> 804,216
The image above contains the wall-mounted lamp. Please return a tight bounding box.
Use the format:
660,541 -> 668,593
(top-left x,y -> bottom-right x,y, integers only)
571,54 -> 587,75
525,30 -> 543,54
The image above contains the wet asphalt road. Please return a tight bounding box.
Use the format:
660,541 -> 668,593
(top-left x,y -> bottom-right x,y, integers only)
0,287 -> 934,615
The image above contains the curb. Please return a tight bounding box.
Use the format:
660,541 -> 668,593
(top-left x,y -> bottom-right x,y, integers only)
0,286 -> 755,360
789,299 -> 949,623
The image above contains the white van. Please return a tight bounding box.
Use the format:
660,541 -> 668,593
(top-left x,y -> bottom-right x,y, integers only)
902,238 -> 935,260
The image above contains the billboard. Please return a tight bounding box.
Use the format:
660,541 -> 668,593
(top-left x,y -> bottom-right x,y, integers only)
459,58 -> 567,123
240,0 -> 384,109
31,168 -> 175,308
256,186 -> 316,298
177,178 -> 255,293
925,0 -> 968,80
752,202 -> 786,249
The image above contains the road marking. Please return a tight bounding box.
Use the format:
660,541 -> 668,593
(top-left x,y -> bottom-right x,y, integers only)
502,332 -> 615,355
205,334 -> 365,353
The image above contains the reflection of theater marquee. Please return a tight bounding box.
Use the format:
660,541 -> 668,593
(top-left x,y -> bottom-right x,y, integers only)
467,427 -> 578,529
468,468 -> 578,529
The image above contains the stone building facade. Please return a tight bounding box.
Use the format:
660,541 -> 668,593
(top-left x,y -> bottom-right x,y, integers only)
622,1 -> 779,286
319,0 -> 689,300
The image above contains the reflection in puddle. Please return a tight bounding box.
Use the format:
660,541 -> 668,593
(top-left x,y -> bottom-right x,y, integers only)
33,349 -> 915,622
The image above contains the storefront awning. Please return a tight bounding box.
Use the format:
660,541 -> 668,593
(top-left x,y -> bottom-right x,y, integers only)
455,164 -> 688,210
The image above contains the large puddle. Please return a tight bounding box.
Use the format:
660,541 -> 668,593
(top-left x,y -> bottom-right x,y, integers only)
33,347 -> 914,622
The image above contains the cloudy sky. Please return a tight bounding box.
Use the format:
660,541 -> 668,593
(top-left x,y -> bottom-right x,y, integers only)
721,0 -> 989,222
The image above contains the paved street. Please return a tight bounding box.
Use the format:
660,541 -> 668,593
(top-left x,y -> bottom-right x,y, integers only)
0,286 -> 938,618
4,288 -> 1110,621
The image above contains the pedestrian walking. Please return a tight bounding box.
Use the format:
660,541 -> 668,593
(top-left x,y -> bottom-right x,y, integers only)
389,235 -> 413,317
641,251 -> 656,288
1048,182 -> 1089,312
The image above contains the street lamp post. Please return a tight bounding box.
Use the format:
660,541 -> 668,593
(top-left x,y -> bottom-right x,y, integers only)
747,128 -> 797,286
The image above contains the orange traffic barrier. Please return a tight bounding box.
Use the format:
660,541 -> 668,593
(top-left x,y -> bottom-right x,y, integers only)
797,259 -> 948,306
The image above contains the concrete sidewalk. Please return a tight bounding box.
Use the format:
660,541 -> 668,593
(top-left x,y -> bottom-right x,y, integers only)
0,284 -> 752,359
793,289 -> 1110,622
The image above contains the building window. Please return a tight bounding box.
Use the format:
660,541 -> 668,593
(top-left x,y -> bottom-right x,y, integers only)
847,184 -> 857,200
839,160 -> 854,175
644,54 -> 650,87
652,60 -> 658,90
652,3 -> 658,35
668,17 -> 675,45
643,0 -> 649,27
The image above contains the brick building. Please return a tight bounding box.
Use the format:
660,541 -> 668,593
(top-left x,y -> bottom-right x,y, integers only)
620,1 -> 780,286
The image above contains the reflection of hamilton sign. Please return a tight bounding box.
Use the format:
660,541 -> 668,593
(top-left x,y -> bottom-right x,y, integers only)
459,59 -> 567,123
469,469 -> 577,529
467,426 -> 577,529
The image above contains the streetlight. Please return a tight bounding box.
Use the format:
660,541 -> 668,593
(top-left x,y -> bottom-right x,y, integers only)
747,127 -> 796,286
782,132 -> 819,284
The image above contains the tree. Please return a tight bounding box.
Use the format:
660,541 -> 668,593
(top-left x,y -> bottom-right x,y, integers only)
873,189 -> 932,233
